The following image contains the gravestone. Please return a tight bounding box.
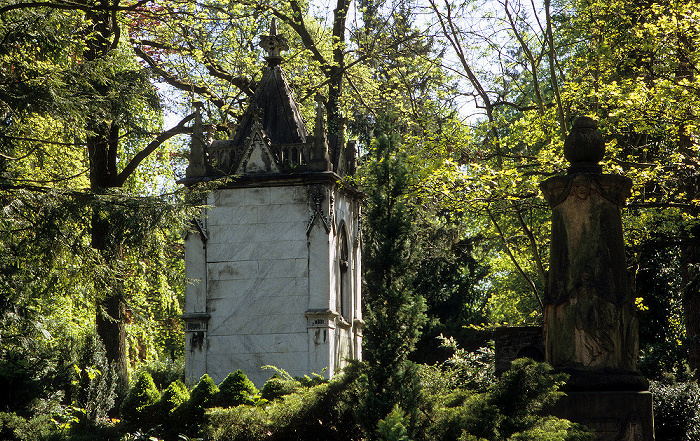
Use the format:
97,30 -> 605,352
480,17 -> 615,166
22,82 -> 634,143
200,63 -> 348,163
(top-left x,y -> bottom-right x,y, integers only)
493,326 -> 544,375
540,117 -> 654,440
179,21 -> 363,387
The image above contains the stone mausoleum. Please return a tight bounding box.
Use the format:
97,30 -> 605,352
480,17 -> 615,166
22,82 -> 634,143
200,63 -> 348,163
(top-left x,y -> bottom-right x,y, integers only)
180,22 -> 363,386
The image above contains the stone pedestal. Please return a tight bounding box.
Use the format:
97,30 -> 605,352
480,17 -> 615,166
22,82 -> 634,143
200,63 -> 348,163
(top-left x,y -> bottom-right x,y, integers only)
541,173 -> 643,388
548,391 -> 654,441
540,117 -> 654,440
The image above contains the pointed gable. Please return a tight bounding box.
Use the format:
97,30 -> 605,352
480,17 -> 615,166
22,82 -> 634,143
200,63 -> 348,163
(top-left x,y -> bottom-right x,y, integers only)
235,116 -> 280,174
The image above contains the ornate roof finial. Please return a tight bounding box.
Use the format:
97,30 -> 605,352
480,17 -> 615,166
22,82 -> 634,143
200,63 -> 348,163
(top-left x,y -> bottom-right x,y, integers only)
259,18 -> 289,67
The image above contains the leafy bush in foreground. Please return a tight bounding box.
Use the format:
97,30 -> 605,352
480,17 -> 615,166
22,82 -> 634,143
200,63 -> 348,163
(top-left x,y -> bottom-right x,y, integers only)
650,380 -> 700,441
119,371 -> 160,427
173,374 -> 219,437
206,359 -> 592,441
217,370 -> 258,407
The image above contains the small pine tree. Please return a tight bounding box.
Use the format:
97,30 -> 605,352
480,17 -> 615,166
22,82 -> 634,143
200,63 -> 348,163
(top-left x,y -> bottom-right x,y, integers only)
160,379 -> 189,414
152,380 -> 190,439
217,370 -> 258,407
120,371 -> 160,427
361,119 -> 427,437
377,405 -> 411,441
73,334 -> 117,425
189,374 -> 219,408
174,374 -> 219,437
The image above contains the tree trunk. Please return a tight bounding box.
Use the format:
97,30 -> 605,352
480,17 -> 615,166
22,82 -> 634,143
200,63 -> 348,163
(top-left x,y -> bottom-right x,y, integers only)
88,122 -> 130,395
681,242 -> 700,379
676,24 -> 700,380
95,283 -> 129,395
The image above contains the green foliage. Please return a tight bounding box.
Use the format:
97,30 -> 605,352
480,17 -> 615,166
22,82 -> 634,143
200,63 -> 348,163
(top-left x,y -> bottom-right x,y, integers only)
217,370 -> 259,407
0,412 -> 62,441
377,405 -> 411,441
173,374 -> 220,437
160,380 -> 190,415
120,372 -> 160,426
426,358 -> 592,441
420,339 -> 495,396
507,417 -> 594,441
145,379 -> 190,440
361,121 -> 428,437
649,380 -> 700,441
0,351 -> 47,414
488,358 -> 567,436
190,374 -> 220,408
260,375 -> 300,401
207,367 -> 364,441
138,358 -> 185,391
206,405 -> 271,441
427,390 -> 500,441
70,334 -> 117,426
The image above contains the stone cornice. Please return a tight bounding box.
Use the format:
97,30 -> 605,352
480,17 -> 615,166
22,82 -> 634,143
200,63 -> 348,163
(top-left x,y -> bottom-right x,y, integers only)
540,173 -> 632,209
213,171 -> 365,198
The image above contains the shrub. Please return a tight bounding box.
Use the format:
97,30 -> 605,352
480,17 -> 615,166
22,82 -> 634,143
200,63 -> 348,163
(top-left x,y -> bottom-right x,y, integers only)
0,412 -> 61,441
149,380 -> 190,439
207,368 -> 365,441
159,379 -> 190,415
71,334 -> 117,425
488,358 -> 567,436
217,370 -> 258,407
120,372 -> 160,427
260,375 -> 300,401
189,373 -> 219,408
425,358 -> 592,441
173,374 -> 219,437
139,358 -> 185,391
206,405 -> 272,441
650,380 -> 700,441
377,405 -> 411,441
427,390 -> 500,441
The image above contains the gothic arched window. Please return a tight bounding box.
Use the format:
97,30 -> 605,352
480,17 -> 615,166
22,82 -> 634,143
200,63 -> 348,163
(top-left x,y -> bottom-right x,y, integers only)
339,225 -> 350,319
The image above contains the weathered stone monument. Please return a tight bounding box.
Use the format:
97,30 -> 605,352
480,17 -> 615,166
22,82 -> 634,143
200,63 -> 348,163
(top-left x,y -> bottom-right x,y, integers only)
541,117 -> 654,440
180,21 -> 363,386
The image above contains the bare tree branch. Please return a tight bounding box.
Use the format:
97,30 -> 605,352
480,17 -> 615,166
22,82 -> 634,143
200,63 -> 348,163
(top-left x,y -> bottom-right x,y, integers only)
116,113 -> 195,186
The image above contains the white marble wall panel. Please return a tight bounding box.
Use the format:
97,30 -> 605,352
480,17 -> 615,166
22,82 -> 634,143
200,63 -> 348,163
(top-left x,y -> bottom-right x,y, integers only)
207,298 -> 307,335
243,187 -> 271,206
206,350 -> 310,386
207,260 -> 258,280
207,274 -> 306,302
207,239 -> 307,263
186,183 -> 361,385
212,189 -> 244,207
208,333 -> 308,357
253,204 -> 307,225
335,327 -> 353,370
307,327 -> 335,379
185,345 -> 207,385
184,234 -> 207,313
207,207 -> 256,227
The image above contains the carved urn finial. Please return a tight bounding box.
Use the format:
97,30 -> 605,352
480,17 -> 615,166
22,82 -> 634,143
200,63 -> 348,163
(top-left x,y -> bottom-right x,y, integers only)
259,18 -> 289,67
564,116 -> 605,174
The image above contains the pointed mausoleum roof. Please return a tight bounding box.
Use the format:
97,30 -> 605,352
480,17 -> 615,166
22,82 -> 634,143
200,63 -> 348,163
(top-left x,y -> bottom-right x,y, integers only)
185,19 -> 355,180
